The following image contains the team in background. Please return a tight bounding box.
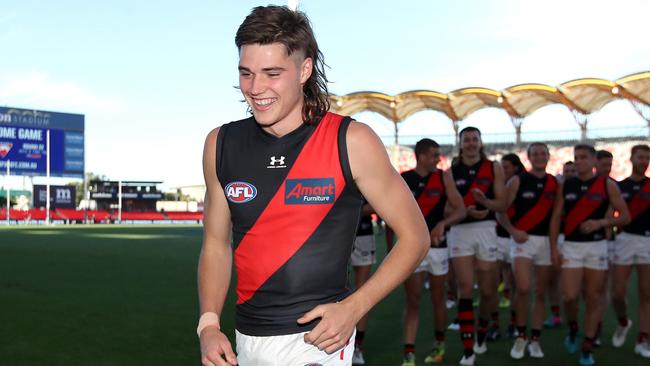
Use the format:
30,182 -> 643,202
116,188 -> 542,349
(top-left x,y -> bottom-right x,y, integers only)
350,132 -> 650,366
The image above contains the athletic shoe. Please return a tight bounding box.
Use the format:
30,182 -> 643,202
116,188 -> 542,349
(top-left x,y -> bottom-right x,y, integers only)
352,348 -> 365,365
579,352 -> 595,365
498,281 -> 505,293
510,337 -> 527,359
612,319 -> 632,348
424,342 -> 445,364
401,352 -> 416,366
593,337 -> 601,348
499,297 -> 511,308
448,321 -> 460,331
487,325 -> 501,341
543,315 -> 561,328
564,334 -> 578,354
528,340 -> 544,358
459,353 -> 475,366
634,342 -> 650,358
446,299 -> 456,309
473,340 -> 487,354
507,324 -> 519,339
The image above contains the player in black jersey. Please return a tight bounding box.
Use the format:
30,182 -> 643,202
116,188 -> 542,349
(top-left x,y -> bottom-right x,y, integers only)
594,149 -> 615,347
197,6 -> 430,366
394,139 -> 466,366
497,143 -> 556,360
549,144 -> 630,366
610,144 -> 650,358
448,127 -> 507,366
491,153 -> 525,341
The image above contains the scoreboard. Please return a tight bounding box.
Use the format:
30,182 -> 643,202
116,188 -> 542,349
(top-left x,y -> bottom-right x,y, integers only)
0,106 -> 84,178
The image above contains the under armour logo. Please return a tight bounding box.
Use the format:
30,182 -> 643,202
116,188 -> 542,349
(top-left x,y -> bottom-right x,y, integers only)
267,155 -> 287,169
270,156 -> 285,165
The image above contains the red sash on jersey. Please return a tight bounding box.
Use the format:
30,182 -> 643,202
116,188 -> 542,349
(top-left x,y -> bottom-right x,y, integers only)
234,112 -> 346,304
416,171 -> 444,217
564,176 -> 607,237
463,159 -> 493,207
513,174 -> 557,232
628,178 -> 650,221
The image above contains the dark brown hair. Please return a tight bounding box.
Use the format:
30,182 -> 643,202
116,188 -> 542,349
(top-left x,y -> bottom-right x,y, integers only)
631,144 -> 649,157
236,5 -> 329,124
414,138 -> 440,159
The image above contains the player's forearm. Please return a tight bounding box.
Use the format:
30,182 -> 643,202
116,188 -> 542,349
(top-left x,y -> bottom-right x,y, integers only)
496,211 -> 516,235
442,206 -> 466,228
198,242 -> 232,316
342,231 -> 428,318
482,197 -> 506,213
549,215 -> 561,248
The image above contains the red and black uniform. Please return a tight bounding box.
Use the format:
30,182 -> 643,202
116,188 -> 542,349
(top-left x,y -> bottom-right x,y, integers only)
618,177 -> 650,237
509,172 -> 558,235
452,159 -> 495,224
216,112 -> 363,336
562,176 -> 610,242
401,169 -> 447,247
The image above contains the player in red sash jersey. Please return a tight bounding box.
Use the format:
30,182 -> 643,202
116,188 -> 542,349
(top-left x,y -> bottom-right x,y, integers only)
549,144 -> 630,366
610,144 -> 650,358
448,127 -> 507,365
197,6 -> 429,366
395,139 -> 466,365
497,142 -> 557,360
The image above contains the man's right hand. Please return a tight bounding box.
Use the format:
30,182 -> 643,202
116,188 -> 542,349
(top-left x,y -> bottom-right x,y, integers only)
512,229 -> 528,244
200,327 -> 237,366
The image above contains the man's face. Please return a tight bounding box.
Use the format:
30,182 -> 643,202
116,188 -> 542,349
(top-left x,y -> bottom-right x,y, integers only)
631,149 -> 650,175
417,147 -> 441,173
528,145 -> 549,172
238,43 -> 312,127
460,131 -> 482,159
563,163 -> 577,178
574,148 -> 596,176
596,157 -> 613,177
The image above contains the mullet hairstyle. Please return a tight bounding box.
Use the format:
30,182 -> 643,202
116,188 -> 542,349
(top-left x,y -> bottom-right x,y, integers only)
235,5 -> 330,124
456,126 -> 486,163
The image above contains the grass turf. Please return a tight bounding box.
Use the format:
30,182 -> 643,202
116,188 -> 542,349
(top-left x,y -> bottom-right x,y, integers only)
0,225 -> 645,365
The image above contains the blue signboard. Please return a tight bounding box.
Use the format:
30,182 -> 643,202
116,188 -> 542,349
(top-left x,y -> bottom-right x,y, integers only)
0,107 -> 84,178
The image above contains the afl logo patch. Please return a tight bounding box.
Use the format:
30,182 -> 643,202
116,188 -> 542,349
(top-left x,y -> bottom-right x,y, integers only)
225,181 -> 257,203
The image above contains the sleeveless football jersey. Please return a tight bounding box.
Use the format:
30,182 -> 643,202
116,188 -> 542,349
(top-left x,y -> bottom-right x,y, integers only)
216,112 -> 363,336
563,176 -> 609,242
401,169 -> 447,248
509,172 -> 558,236
452,159 -> 495,224
618,177 -> 650,236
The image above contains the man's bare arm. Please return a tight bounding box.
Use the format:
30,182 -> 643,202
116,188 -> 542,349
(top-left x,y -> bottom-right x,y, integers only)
198,127 -> 237,365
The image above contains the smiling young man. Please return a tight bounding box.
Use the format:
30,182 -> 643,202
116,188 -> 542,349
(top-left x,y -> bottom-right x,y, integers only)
549,144 -> 630,366
497,143 -> 557,360
196,6 -> 429,366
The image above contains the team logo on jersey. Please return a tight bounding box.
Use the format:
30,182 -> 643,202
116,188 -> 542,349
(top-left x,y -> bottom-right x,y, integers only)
225,181 -> 257,203
522,191 -> 536,199
455,179 -> 467,187
565,193 -> 578,201
285,178 -> 335,204
267,155 -> 287,169
0,142 -> 12,158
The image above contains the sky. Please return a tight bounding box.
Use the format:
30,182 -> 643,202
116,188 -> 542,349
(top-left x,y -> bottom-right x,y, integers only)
1,0 -> 648,191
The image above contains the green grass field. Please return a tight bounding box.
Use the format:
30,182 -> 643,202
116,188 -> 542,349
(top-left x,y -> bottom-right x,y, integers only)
0,225 -> 646,365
